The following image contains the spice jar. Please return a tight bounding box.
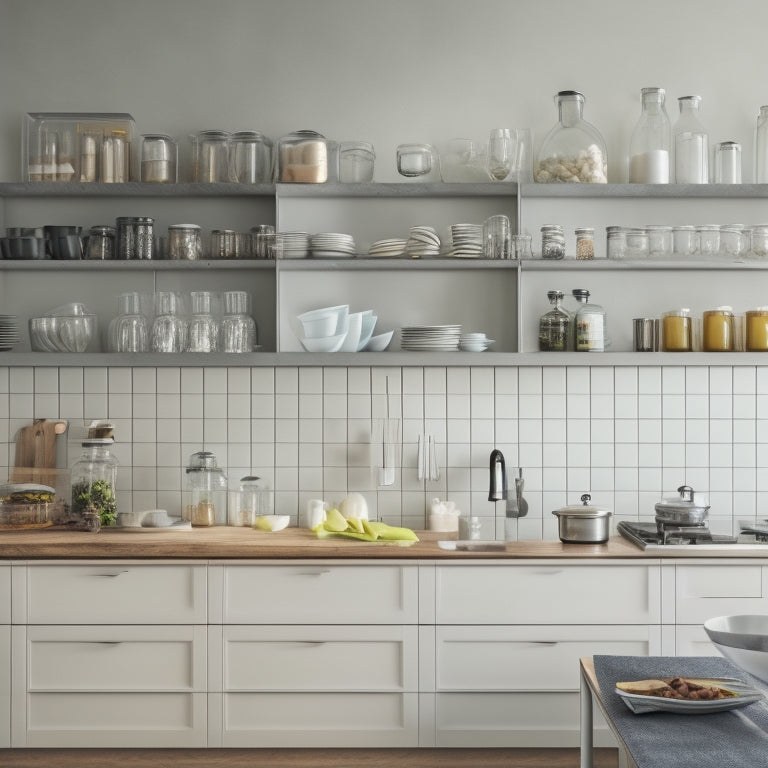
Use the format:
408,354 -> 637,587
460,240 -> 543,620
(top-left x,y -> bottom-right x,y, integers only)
277,130 -> 328,183
538,290 -> 571,351
746,307 -> 768,351
541,224 -> 565,259
662,309 -> 693,352
167,224 -> 202,260
575,227 -> 595,259
70,438 -> 119,528
183,451 -> 228,526
702,306 -> 735,352
574,289 -> 607,352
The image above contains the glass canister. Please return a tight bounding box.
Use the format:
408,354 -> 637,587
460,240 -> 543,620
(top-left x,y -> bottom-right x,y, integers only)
702,306 -> 735,351
70,438 -> 119,527
713,141 -> 742,184
538,290 -> 571,351
116,216 -> 154,260
746,307 -> 768,351
629,87 -> 671,183
338,141 -> 375,183
396,143 -> 436,178
229,130 -> 273,183
192,130 -> 230,183
221,290 -> 257,353
277,130 -> 328,183
575,227 -> 595,259
574,289 -> 607,351
151,291 -> 187,352
751,225 -> 768,258
757,106 -> 768,183
606,226 -> 627,260
720,225 -> 746,258
540,224 -> 565,259
167,223 -> 202,260
661,309 -> 693,352
625,227 -> 650,259
672,225 -> 697,258
228,475 -> 271,526
183,451 -> 228,526
140,134 -> 177,183
535,91 -> 608,183
84,225 -> 116,260
673,95 -> 709,184
646,225 -> 673,258
696,225 -> 720,259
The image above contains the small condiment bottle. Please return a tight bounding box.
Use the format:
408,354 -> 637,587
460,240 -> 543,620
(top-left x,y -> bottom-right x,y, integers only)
661,308 -> 693,352
702,306 -> 735,352
745,307 -> 768,351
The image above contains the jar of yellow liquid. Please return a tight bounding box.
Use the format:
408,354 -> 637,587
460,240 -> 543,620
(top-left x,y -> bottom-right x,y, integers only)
662,309 -> 692,351
746,307 -> 768,351
702,307 -> 735,352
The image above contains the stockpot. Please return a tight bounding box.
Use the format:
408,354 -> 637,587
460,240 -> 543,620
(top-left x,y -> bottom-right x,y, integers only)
552,494 -> 613,543
654,485 -> 710,528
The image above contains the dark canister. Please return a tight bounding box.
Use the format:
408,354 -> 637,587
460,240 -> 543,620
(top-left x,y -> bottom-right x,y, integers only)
116,216 -> 154,259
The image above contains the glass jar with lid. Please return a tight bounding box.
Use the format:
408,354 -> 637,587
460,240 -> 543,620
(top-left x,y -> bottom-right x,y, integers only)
575,227 -> 595,259
746,307 -> 768,351
629,87 -> 671,183
646,225 -> 673,258
672,225 -> 697,258
625,227 -> 649,259
192,130 -> 230,183
183,451 -> 228,526
167,224 -> 202,260
538,290 -> 571,351
229,131 -> 273,183
338,141 -> 375,183
574,289 -> 607,351
713,141 -> 742,184
751,225 -> 768,258
70,438 -> 119,527
228,475 -> 272,526
673,96 -> 709,184
84,225 -> 116,260
661,309 -> 693,352
702,306 -> 735,351
696,225 -> 720,258
720,225 -> 746,258
141,134 -> 177,183
540,224 -> 565,259
277,130 -> 328,183
535,91 -> 607,183
606,226 -> 627,260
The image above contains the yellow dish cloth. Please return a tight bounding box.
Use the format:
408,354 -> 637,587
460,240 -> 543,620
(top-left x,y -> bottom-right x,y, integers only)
314,517 -> 419,544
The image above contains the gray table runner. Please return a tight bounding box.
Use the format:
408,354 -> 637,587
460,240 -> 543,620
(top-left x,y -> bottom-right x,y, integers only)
593,656 -> 768,768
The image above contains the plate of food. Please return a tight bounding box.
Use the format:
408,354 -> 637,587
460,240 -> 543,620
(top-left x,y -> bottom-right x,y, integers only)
615,677 -> 765,714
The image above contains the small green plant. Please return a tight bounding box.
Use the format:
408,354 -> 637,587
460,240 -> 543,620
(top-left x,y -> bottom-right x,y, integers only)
71,479 -> 117,527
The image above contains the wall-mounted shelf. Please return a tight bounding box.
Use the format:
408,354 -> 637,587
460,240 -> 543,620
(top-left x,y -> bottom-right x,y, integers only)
0,182 -> 275,197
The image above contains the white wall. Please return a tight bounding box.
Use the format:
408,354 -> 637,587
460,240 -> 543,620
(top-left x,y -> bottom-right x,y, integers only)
2,0 -> 768,182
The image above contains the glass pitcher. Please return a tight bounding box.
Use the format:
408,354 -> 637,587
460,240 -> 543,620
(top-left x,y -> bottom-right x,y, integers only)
183,451 -> 228,526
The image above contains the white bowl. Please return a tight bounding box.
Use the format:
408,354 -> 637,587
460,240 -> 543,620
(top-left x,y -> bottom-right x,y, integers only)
253,514 -> 290,531
340,311 -> 363,352
365,330 -> 394,351
704,614 -> 768,683
297,305 -> 349,338
357,312 -> 377,351
300,330 -> 347,352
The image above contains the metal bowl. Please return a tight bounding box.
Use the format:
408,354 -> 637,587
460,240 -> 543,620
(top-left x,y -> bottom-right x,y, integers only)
704,615 -> 768,683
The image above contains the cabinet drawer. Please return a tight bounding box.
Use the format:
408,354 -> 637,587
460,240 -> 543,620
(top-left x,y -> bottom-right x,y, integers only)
214,691 -> 418,748
220,564 -> 418,624
435,625 -> 657,692
675,564 -> 768,624
436,564 -> 659,624
0,566 -> 9,624
675,625 -> 720,657
213,625 -> 417,692
25,625 -> 206,691
24,563 -> 207,624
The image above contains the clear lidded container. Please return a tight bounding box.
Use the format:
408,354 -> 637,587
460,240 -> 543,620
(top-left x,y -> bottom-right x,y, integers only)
277,130 -> 328,183
696,225 -> 720,258
167,223 -> 202,261
661,308 -> 693,352
751,225 -> 768,258
85,225 -> 116,260
228,475 -> 272,526
625,227 -> 649,259
713,141 -> 742,184
720,225 -> 747,258
702,306 -> 735,352
629,87 -> 671,183
141,134 -> 177,183
575,227 -> 595,259
646,225 -> 673,258
192,130 -> 230,182
538,290 -> 570,351
339,141 -> 375,183
573,289 -> 606,352
183,451 -> 228,526
606,226 -> 627,260
672,225 -> 697,258
540,224 -> 565,259
746,306 -> 768,351
535,91 -> 607,183
673,96 -> 709,184
229,130 -> 273,183
70,438 -> 119,527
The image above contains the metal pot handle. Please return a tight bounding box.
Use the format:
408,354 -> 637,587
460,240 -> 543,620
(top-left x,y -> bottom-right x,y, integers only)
580,493 -> 591,505
677,485 -> 694,502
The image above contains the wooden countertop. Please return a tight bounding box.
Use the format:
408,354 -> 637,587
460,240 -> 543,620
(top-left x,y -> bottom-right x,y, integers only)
0,527 -> 765,560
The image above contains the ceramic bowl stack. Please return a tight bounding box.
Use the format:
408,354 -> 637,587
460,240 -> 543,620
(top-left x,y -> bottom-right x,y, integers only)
448,223 -> 483,258
401,325 -> 462,351
277,231 -> 311,258
405,226 -> 441,258
0,315 -> 19,351
340,309 -> 377,352
368,238 -> 407,258
295,304 -> 349,352
310,232 -> 357,258
459,332 -> 495,352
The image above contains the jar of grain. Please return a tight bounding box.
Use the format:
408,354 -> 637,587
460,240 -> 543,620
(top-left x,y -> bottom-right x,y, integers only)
575,227 -> 595,259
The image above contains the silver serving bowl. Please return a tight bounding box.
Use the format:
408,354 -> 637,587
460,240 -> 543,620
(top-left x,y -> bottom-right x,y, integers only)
704,614 -> 768,683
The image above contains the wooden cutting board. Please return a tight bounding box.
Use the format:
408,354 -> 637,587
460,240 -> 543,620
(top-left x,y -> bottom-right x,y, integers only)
12,419 -> 68,486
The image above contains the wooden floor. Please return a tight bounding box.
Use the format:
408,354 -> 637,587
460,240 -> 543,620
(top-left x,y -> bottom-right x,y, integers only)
0,747 -> 619,768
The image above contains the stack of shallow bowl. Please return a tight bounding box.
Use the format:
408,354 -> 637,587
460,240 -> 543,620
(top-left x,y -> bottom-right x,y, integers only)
405,226 -> 441,258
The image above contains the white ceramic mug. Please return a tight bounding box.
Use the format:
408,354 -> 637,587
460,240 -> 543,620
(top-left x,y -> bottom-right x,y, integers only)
304,499 -> 326,529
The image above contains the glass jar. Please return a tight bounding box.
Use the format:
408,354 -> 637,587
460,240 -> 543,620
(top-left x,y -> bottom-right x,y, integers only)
756,106 -> 768,183
535,91 -> 607,183
396,143 -> 436,178
221,290 -> 257,353
338,141 -> 375,183
606,226 -> 627,260
751,225 -> 768,258
625,227 -> 649,259
84,225 -> 116,260
116,216 -> 154,260
228,475 -> 272,526
538,290 -> 570,351
140,134 -> 177,183
540,224 -> 565,259
702,306 -> 735,352
183,451 -> 228,526
167,224 -> 202,260
512,233 -> 533,260
192,130 -> 230,182
746,307 -> 768,351
629,87 -> 671,183
713,141 -> 742,184
696,225 -> 720,259
277,130 -> 328,183
70,438 -> 119,527
720,225 -> 746,258
229,131 -> 273,183
574,289 -> 607,352
575,227 -> 595,259
673,96 -> 709,184
661,309 -> 693,352
186,291 -> 219,352
672,225 -> 697,258
151,291 -> 186,352
646,225 -> 673,258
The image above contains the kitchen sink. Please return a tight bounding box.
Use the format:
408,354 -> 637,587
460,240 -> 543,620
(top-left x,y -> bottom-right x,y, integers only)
438,540 -> 507,551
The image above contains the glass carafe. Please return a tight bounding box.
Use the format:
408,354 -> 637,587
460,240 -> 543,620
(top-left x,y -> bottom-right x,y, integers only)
186,291 -> 219,352
574,289 -> 607,352
70,438 -> 119,527
108,291 -> 148,352
535,91 -> 607,183
183,451 -> 228,526
673,96 -> 709,184
538,290 -> 570,351
221,290 -> 257,353
151,291 -> 186,353
629,87 -> 670,183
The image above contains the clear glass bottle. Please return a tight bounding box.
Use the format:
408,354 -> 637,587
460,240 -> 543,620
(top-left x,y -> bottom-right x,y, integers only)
673,96 -> 709,184
220,290 -> 257,353
151,291 -> 187,352
756,106 -> 768,183
183,451 -> 228,526
629,87 -> 671,183
186,291 -> 219,352
538,290 -> 571,351
574,289 -> 607,352
70,438 -> 119,527
535,91 -> 608,183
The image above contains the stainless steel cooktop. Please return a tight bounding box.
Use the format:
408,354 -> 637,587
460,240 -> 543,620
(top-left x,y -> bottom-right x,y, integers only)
617,520 -> 768,552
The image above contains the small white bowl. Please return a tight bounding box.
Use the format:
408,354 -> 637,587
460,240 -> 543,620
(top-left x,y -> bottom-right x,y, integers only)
297,305 -> 349,338
300,330 -> 348,352
253,514 -> 290,531
357,312 -> 377,351
365,330 -> 394,351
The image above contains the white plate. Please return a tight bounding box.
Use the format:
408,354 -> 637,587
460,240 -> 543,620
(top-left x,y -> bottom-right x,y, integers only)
311,250 -> 357,258
113,520 -> 193,532
615,679 -> 765,714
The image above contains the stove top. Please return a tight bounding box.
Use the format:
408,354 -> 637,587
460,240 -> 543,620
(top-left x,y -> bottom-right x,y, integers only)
618,520 -> 768,551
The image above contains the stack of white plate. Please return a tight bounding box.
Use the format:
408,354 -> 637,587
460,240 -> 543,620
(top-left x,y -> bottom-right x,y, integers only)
459,332 -> 494,352
310,232 -> 357,258
449,222 -> 483,258
401,325 -> 462,351
277,231 -> 311,258
405,226 -> 441,258
0,316 -> 19,351
368,238 -> 407,258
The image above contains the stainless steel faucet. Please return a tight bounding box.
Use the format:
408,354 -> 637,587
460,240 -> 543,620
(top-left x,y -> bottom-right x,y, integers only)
489,449 -> 527,518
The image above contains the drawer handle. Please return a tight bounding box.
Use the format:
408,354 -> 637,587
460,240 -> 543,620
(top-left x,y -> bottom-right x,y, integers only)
514,641 -> 558,646
297,641 -> 327,646
91,642 -> 123,646
297,569 -> 332,576
92,570 -> 129,578
532,570 -> 563,576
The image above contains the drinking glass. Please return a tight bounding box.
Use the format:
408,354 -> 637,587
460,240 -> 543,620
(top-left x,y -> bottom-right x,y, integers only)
151,291 -> 186,353
487,128 -> 514,181
482,215 -> 511,259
